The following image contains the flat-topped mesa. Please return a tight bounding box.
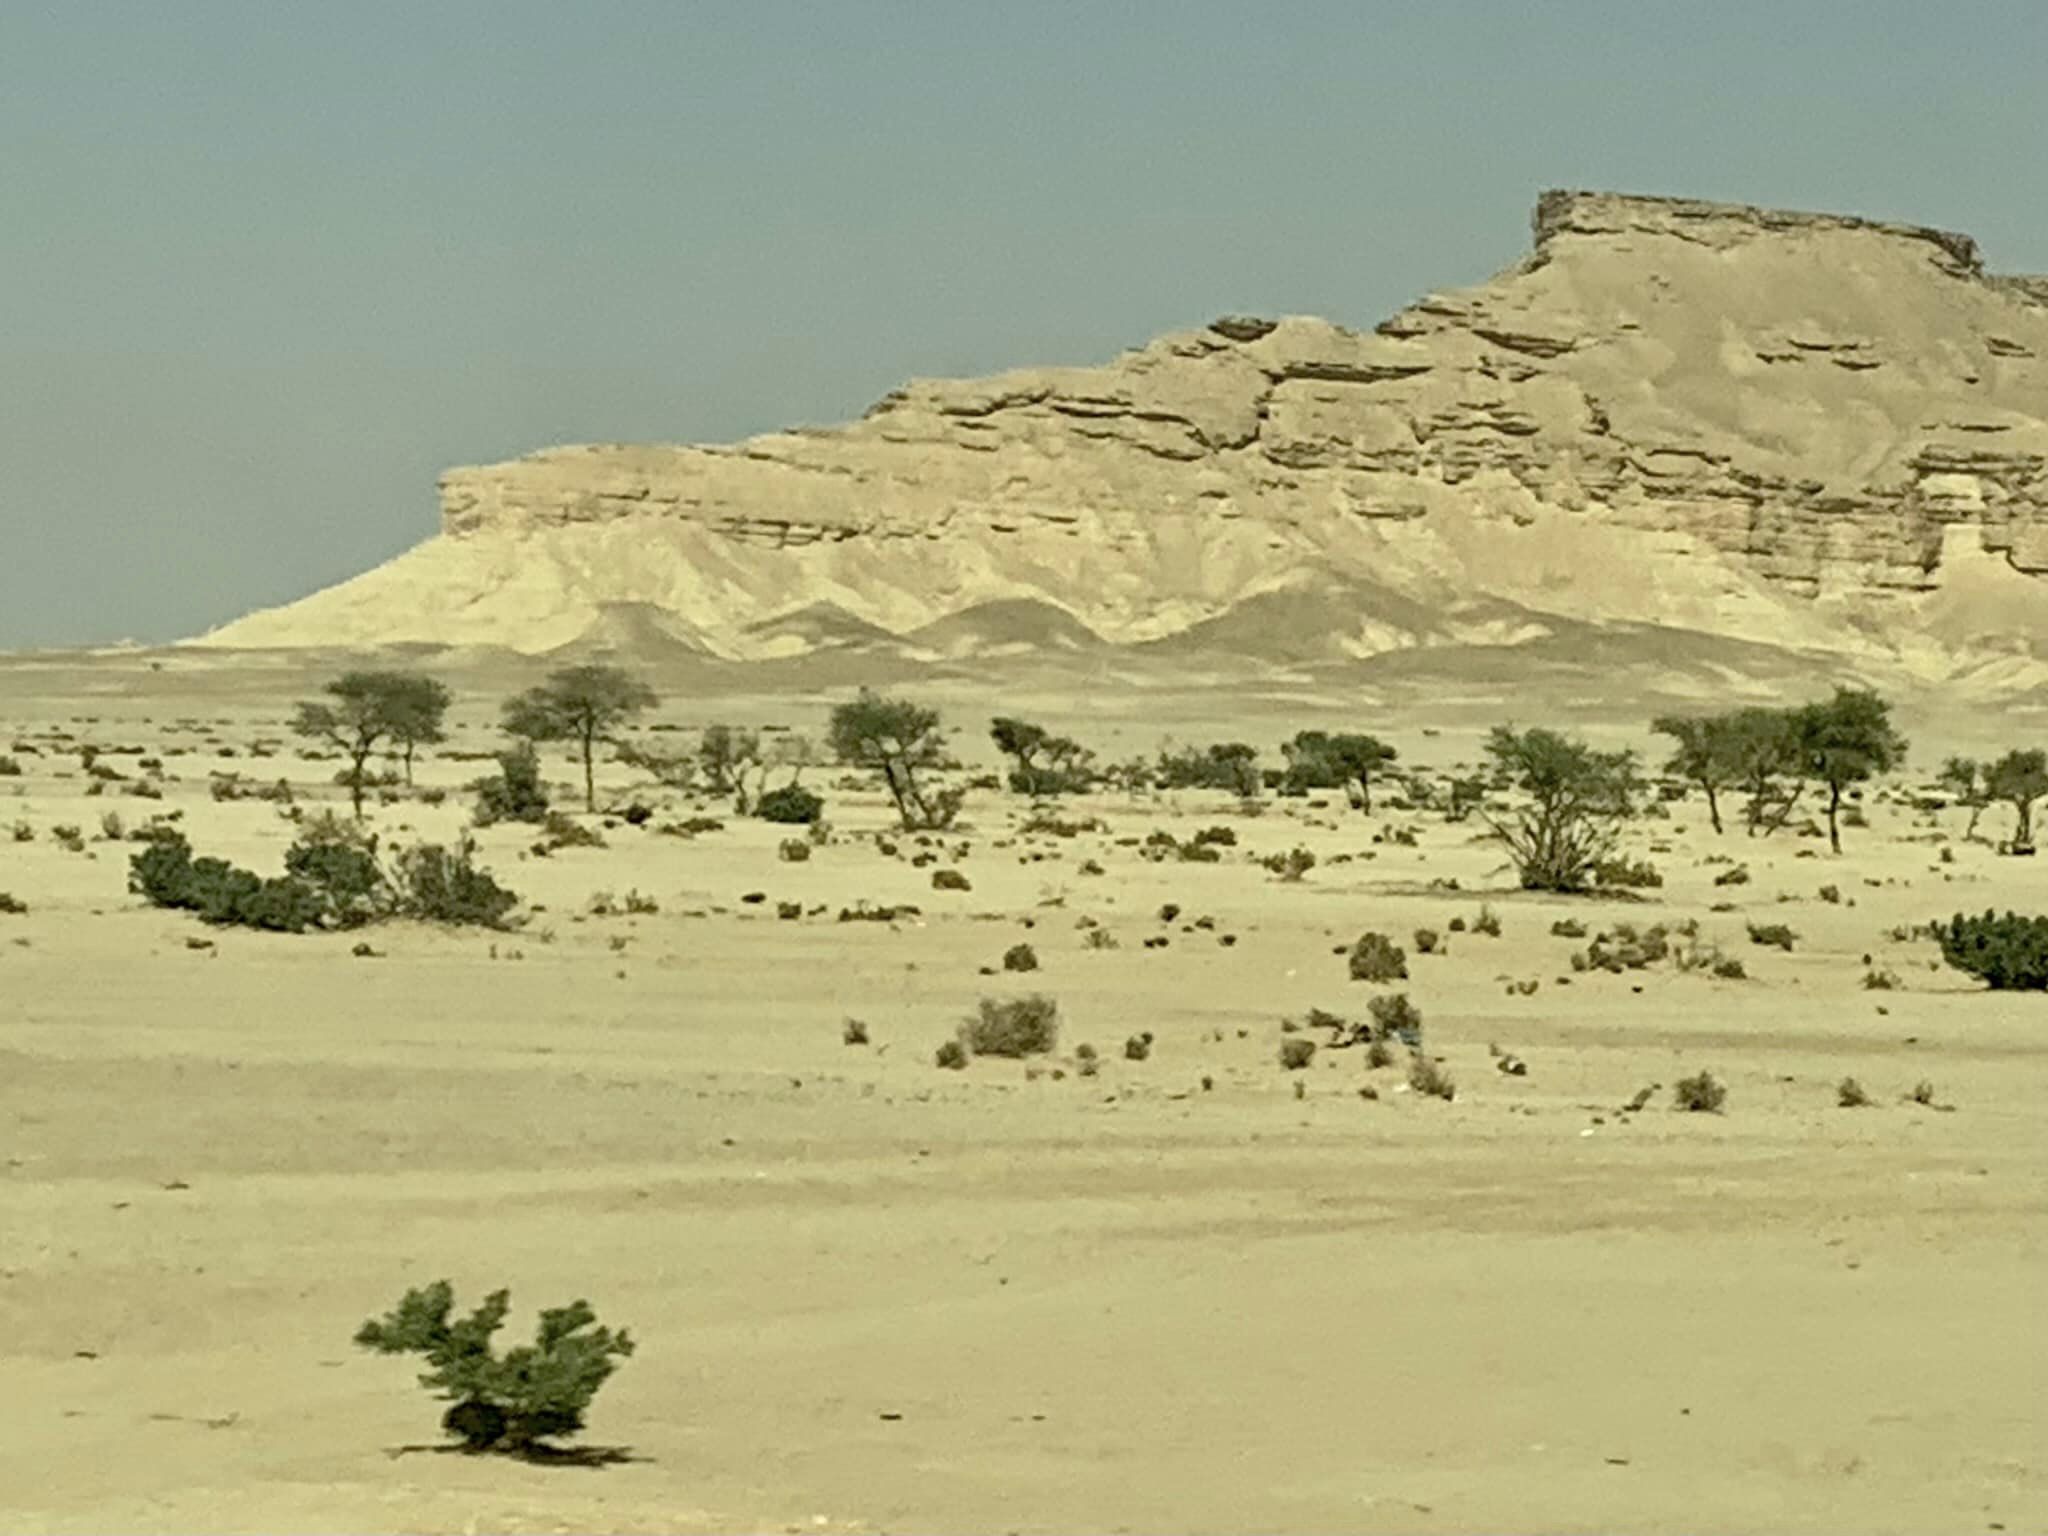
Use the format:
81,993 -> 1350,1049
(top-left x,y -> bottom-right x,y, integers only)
1529,188 -> 1986,277
210,189 -> 2048,661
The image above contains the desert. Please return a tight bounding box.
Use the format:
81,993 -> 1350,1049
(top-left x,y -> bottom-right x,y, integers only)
9,10 -> 2048,1530
0,649 -> 2043,1534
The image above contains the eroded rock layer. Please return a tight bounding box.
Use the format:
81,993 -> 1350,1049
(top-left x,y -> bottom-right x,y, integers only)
204,191 -> 2048,668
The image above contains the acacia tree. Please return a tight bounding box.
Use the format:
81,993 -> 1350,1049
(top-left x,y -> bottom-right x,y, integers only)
291,670 -> 440,818
830,689 -> 959,829
990,717 -> 1094,797
1480,726 -> 1639,892
503,665 -> 657,813
1984,748 -> 2048,853
1650,712 -> 1745,834
1724,706 -> 1805,836
1939,757 -> 1991,840
1791,688 -> 1906,854
384,675 -> 453,785
1281,730 -> 1398,813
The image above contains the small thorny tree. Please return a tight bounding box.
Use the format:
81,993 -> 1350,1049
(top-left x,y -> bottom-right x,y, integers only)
502,665 -> 657,814
829,689 -> 960,829
1280,730 -> 1398,813
1480,725 -> 1639,893
291,670 -> 445,819
1790,688 -> 1906,854
1984,748 -> 2048,853
354,1281 -> 635,1456
989,717 -> 1094,797
1650,712 -> 1745,835
1939,756 -> 1991,840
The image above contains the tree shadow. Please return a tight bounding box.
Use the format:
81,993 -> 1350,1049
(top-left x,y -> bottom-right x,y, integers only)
384,1441 -> 645,1469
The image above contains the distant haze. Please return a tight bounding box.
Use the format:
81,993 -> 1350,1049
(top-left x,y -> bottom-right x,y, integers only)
4,0 -> 2045,648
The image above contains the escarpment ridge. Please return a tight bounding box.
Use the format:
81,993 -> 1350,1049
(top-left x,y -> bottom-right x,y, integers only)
201,190 -> 2048,676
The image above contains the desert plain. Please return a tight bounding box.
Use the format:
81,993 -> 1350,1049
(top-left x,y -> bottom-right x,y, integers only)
0,651 -> 2040,1536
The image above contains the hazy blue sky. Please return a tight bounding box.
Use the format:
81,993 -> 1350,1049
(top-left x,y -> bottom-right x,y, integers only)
5,1 -> 2045,647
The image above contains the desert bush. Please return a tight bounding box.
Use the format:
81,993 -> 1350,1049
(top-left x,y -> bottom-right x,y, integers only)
1348,932 -> 1408,982
389,839 -> 521,928
52,824 -> 84,853
1549,917 -> 1587,939
1673,1070 -> 1727,1113
1156,741 -> 1261,797
1123,1031 -> 1153,1062
1279,731 -> 1397,811
1579,923 -> 1670,972
9,821 -> 30,843
1837,1076 -> 1872,1108
1934,910 -> 2048,990
0,756 -> 19,776
1002,942 -> 1039,972
1907,1079 -> 1936,1106
778,838 -> 812,863
1279,1036 -> 1316,1070
1593,855 -> 1663,889
1713,865 -> 1752,886
1261,846 -> 1316,881
1074,1041 -> 1100,1076
284,814 -> 386,927
1746,921 -> 1797,952
1711,954 -> 1747,980
1407,1054 -> 1455,1100
1480,726 -> 1639,892
1473,904 -> 1503,937
842,1017 -> 869,1046
1412,927 -> 1441,955
536,811 -> 605,852
932,868 -> 971,891
934,1039 -> 968,1070
1366,992 -> 1424,1047
990,717 -> 1096,797
961,994 -> 1059,1057
1862,966 -> 1900,990
473,742 -> 551,825
0,892 -> 26,915
354,1281 -> 634,1455
1818,883 -> 1842,904
1364,1037 -> 1396,1069
756,783 -> 825,824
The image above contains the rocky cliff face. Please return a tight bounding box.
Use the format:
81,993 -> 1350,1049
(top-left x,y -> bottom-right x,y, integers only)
205,191 -> 2048,670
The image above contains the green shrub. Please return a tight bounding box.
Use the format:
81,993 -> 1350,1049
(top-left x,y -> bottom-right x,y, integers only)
1002,942 -> 1039,972
1935,910 -> 2048,990
756,784 -> 825,825
1473,904 -> 1503,937
935,1039 -> 969,1070
961,994 -> 1059,1057
1593,855 -> 1663,889
1673,1070 -> 1727,1113
353,1281 -> 634,1455
1579,923 -> 1670,972
284,815 -> 386,927
1549,917 -> 1587,939
1747,922 -> 1797,952
1347,932 -> 1408,982
1837,1076 -> 1871,1108
472,742 -> 550,826
1123,1031 -> 1153,1062
0,892 -> 26,915
1407,1054 -> 1455,1100
1412,927 -> 1441,955
1367,992 -> 1423,1047
390,839 -> 521,928
129,829 -> 199,908
1279,1036 -> 1316,1070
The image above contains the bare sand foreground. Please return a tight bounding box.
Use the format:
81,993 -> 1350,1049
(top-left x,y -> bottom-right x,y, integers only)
0,655 -> 2043,1534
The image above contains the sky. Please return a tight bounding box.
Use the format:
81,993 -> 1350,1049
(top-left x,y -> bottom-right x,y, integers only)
4,1 -> 2046,648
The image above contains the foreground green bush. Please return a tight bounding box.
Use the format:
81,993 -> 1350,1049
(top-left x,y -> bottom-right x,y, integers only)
755,783 -> 825,824
354,1281 -> 634,1455
130,825 -> 518,932
1936,910 -> 2048,990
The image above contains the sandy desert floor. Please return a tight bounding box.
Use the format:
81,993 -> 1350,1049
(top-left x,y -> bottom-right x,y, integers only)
0,655 -> 2043,1534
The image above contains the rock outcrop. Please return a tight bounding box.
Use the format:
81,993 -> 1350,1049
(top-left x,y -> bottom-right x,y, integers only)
202,190 -> 2048,672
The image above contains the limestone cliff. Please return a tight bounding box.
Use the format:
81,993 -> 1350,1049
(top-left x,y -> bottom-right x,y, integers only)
202,190 -> 2048,671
